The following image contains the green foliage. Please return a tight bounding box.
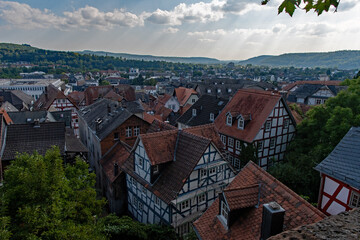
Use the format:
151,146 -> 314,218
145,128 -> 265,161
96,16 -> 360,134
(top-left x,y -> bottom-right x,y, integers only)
239,143 -> 258,168
99,214 -> 179,240
1,147 -> 106,240
270,78 -> 360,202
262,0 -> 340,16
100,80 -> 110,86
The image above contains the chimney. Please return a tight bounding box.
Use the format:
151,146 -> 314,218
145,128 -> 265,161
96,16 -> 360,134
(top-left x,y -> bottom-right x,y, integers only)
260,202 -> 285,240
114,162 -> 119,176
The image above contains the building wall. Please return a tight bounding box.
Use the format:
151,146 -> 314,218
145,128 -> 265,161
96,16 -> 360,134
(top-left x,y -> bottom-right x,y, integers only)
184,94 -> 199,106
165,97 -> 180,112
50,98 -> 79,137
220,99 -> 296,169
318,174 -> 360,216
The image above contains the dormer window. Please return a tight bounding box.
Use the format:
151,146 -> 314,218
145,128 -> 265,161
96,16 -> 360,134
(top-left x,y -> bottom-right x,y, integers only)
207,89 -> 211,93
220,200 -> 229,225
153,165 -> 159,174
217,89 -> 221,93
210,113 -> 214,121
228,88 -> 232,93
237,116 -> 244,130
192,109 -> 197,117
226,114 -> 232,126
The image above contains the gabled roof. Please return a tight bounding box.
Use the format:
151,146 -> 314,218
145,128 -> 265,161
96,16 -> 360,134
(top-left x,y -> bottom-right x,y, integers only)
174,87 -> 198,106
146,119 -> 176,133
0,89 -> 34,111
68,91 -> 85,106
315,126 -> 360,189
157,94 -> 172,105
282,80 -> 343,92
0,109 -> 13,125
65,128 -> 88,153
2,122 -> 65,161
193,161 -> 325,240
100,141 -> 131,183
183,124 -> 224,150
287,84 -> 346,101
84,85 -> 113,105
79,98 -> 133,141
34,84 -> 78,110
104,90 -> 123,102
214,89 -> 282,143
122,128 -> 216,204
177,95 -> 228,127
8,110 -> 72,127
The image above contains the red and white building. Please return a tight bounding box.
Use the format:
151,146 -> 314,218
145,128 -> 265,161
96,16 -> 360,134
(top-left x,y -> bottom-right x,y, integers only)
214,89 -> 296,169
34,85 -> 80,136
315,127 -> 360,215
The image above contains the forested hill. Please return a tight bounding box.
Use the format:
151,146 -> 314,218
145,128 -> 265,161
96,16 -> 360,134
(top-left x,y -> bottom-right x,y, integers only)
0,43 -> 198,72
79,50 -> 221,64
238,51 -> 360,70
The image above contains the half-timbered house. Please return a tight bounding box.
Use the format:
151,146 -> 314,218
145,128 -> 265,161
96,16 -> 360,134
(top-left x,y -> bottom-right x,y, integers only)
315,126 -> 360,215
122,124 -> 235,235
214,89 -> 296,170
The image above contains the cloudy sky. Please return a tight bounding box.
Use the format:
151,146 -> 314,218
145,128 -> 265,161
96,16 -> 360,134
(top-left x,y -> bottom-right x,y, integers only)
0,0 -> 359,60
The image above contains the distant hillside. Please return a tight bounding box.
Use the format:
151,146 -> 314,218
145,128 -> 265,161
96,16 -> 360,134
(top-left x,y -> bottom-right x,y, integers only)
238,51 -> 360,70
79,50 -> 221,64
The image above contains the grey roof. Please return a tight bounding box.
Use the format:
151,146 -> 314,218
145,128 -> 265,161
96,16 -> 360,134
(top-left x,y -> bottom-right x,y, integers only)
288,84 -> 347,102
0,89 -> 34,111
79,98 -> 133,140
123,100 -> 144,114
177,94 -> 228,127
315,127 -> 360,189
8,110 -> 72,127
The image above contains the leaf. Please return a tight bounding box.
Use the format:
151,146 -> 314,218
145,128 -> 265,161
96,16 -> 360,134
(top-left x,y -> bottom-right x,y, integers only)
278,0 -> 297,16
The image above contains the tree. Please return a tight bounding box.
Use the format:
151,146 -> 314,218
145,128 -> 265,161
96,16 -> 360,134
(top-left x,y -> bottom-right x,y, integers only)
1,147 -> 106,240
269,76 -> 360,202
262,0 -> 340,16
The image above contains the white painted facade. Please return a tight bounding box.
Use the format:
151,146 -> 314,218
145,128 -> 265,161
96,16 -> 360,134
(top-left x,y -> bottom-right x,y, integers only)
165,96 -> 180,112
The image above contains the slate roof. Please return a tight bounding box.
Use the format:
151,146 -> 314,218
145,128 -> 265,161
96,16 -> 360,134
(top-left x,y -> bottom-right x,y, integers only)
8,110 -> 72,127
282,80 -> 343,92
79,98 -> 133,140
193,161 -> 325,240
177,95 -> 228,127
122,127 -> 216,204
2,122 -> 65,161
65,128 -> 88,153
1,101 -> 19,112
122,100 -> 144,114
214,89 -> 283,143
174,87 -> 198,106
100,141 -> 131,183
315,127 -> 360,189
0,89 -> 34,111
287,84 -> 347,102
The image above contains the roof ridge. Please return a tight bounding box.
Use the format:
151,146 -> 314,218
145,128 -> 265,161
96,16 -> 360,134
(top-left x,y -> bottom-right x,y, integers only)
224,183 -> 259,192
181,129 -> 212,143
140,128 -> 178,138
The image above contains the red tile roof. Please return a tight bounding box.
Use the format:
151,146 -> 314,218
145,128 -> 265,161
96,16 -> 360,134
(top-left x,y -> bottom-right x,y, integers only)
68,91 -> 85,106
193,161 -> 325,240
104,90 -> 123,102
84,85 -> 113,105
214,89 -> 281,143
183,123 -> 224,150
147,119 -> 176,133
282,80 -> 342,92
175,87 -> 198,106
100,141 -> 131,183
34,85 -> 78,110
0,109 -> 13,125
223,184 -> 259,211
157,94 -> 171,105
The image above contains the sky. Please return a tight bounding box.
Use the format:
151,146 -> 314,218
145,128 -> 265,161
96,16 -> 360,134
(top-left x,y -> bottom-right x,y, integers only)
0,0 -> 359,60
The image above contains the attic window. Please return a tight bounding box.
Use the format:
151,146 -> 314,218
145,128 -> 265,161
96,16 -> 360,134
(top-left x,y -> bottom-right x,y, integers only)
153,165 -> 159,174
220,200 -> 229,225
210,113 -> 214,121
265,120 -> 271,131
217,89 -> 221,93
207,89 -> 211,93
192,109 -> 197,117
350,191 -> 360,208
228,89 -> 232,93
114,132 -> 119,140
226,114 -> 232,126
283,119 -> 289,129
238,116 -> 244,130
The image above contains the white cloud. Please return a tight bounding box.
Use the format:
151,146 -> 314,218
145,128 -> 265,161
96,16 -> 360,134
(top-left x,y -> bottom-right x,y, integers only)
164,27 -> 179,33
0,1 -> 143,30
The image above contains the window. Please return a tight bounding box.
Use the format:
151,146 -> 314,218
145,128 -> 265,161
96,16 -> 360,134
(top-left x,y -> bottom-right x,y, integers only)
197,193 -> 206,203
235,140 -> 241,150
220,200 -> 229,223
192,109 -> 197,117
218,165 -> 224,172
209,167 -> 216,175
234,158 -> 240,169
153,165 -> 159,174
221,135 -> 226,145
181,200 -> 190,210
238,116 -> 244,129
192,98 -> 196,103
137,156 -> 144,167
134,126 -> 140,136
138,201 -> 144,211
155,196 -> 160,206
125,127 -> 132,137
350,191 -> 360,208
270,138 -> 275,148
142,186 -> 147,195
226,114 -> 232,126
200,169 -> 207,178
217,89 -> 221,93
283,119 -> 289,129
228,137 -> 234,148
228,88 -> 232,93
265,120 -> 271,131
133,196 -> 138,209
316,99 -> 322,104
114,132 -> 119,140
258,141 -> 263,150
131,177 -> 137,188
210,113 -> 214,121
207,89 -> 211,93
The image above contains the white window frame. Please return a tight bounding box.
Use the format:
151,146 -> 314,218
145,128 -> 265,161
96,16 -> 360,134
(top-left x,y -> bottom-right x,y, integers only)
316,99 -> 322,105
125,127 -> 132,137
197,193 -> 206,203
350,191 -> 360,208
200,169 -> 207,178
221,135 -> 226,145
283,119 -> 289,129
153,165 -> 159,174
181,200 -> 190,211
209,167 -> 216,175
258,141 -> 263,150
142,186 -> 147,195
192,98 -> 196,103
265,120 -> 271,131
133,196 -> 138,209
270,138 -> 276,149
226,114 -> 232,126
220,200 -> 229,224
134,126 -> 140,136
217,89 -> 221,93
155,196 -> 160,206
235,140 -> 241,150
238,116 -> 244,130
138,157 -> 144,168
228,137 -> 234,148
234,158 -> 240,169
192,109 -> 197,116
207,89 -> 211,93
210,113 -> 214,121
